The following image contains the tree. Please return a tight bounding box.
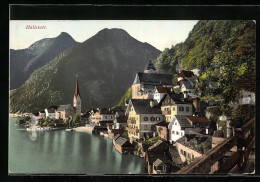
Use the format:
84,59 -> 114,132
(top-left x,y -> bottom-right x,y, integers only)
72,114 -> 80,126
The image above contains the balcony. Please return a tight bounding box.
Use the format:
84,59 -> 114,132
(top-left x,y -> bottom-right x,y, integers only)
127,119 -> 136,124
162,111 -> 171,115
126,127 -> 139,133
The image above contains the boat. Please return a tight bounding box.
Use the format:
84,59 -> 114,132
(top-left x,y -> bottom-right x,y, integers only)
65,128 -> 73,131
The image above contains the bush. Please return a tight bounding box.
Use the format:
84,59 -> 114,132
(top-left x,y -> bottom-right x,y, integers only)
42,121 -> 48,126
232,104 -> 255,128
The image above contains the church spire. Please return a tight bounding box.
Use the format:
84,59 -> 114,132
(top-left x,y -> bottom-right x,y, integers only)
74,76 -> 80,97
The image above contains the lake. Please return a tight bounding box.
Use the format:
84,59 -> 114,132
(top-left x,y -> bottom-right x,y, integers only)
9,117 -> 146,174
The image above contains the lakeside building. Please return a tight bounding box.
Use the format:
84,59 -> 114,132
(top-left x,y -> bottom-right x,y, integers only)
55,104 -> 75,120
113,134 -> 135,154
44,105 -> 58,119
112,111 -> 127,129
125,99 -> 164,143
39,110 -> 46,119
90,108 -> 115,124
132,61 -> 173,99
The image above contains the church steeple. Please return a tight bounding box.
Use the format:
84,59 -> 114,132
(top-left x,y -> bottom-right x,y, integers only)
74,76 -> 80,98
144,60 -> 157,73
73,75 -> 81,117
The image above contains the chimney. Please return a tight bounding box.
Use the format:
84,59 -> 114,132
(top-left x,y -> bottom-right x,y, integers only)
206,128 -> 209,135
150,100 -> 155,108
184,92 -> 188,99
226,119 -> 232,138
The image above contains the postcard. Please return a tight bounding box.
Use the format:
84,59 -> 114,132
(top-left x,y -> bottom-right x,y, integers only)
9,12 -> 255,175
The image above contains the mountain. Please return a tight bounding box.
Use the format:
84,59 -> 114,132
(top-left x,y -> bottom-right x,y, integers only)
10,28 -> 161,113
10,32 -> 79,89
154,20 -> 256,103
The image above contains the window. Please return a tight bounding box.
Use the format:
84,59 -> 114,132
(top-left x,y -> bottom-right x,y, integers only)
179,107 -> 184,111
104,116 -> 107,119
144,125 -> 147,130
181,149 -> 184,155
111,116 -> 113,119
184,151 -> 186,157
181,132 -> 183,136
164,108 -> 167,111
176,131 -> 179,135
150,117 -> 155,121
156,117 -> 160,121
172,107 -> 175,111
172,131 -> 175,134
144,117 -> 148,121
192,154 -> 194,160
188,153 -> 191,159
186,107 -> 189,112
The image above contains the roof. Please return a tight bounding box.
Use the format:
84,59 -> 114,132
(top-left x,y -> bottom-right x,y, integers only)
57,104 -> 72,111
180,80 -> 195,89
174,115 -> 192,128
113,134 -> 121,141
213,130 -> 224,137
115,111 -> 125,116
169,146 -> 182,164
115,137 -> 134,147
175,134 -> 212,154
145,60 -> 156,71
160,92 -> 190,105
178,70 -> 194,78
131,99 -> 162,114
155,86 -> 172,93
111,129 -> 124,134
153,159 -> 166,167
74,76 -> 80,97
186,116 -> 210,123
148,140 -> 163,151
39,110 -> 45,113
155,121 -> 170,127
115,116 -> 127,123
99,108 -> 113,115
134,72 -> 173,85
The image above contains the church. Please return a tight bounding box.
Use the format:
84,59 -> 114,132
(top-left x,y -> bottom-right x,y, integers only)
131,60 -> 173,99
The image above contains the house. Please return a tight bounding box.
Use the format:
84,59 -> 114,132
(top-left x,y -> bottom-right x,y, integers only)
55,104 -> 75,120
174,133 -> 212,163
108,129 -> 124,139
91,108 -> 115,124
155,121 -> 170,141
168,115 -> 192,143
45,105 -> 58,119
39,110 -> 46,119
125,99 -> 164,143
113,134 -> 134,154
177,70 -> 195,81
132,61 -> 173,99
144,140 -> 173,174
153,86 -> 172,104
153,159 -> 170,174
112,111 -> 127,129
159,92 -> 193,122
180,79 -> 196,96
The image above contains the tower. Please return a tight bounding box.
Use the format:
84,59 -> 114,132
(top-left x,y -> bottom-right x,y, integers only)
144,60 -> 157,73
73,76 -> 81,116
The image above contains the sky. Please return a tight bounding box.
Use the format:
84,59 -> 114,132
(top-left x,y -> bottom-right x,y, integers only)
10,20 -> 198,51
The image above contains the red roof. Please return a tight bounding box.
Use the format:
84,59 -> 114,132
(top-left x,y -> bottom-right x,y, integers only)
111,129 -> 124,134
186,116 -> 210,123
74,76 -> 80,97
178,70 -> 194,78
156,86 -> 172,93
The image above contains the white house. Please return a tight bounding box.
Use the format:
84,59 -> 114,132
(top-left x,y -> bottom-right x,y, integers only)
153,86 -> 172,104
168,115 -> 192,144
45,106 -> 58,119
180,80 -> 196,96
113,111 -> 127,129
